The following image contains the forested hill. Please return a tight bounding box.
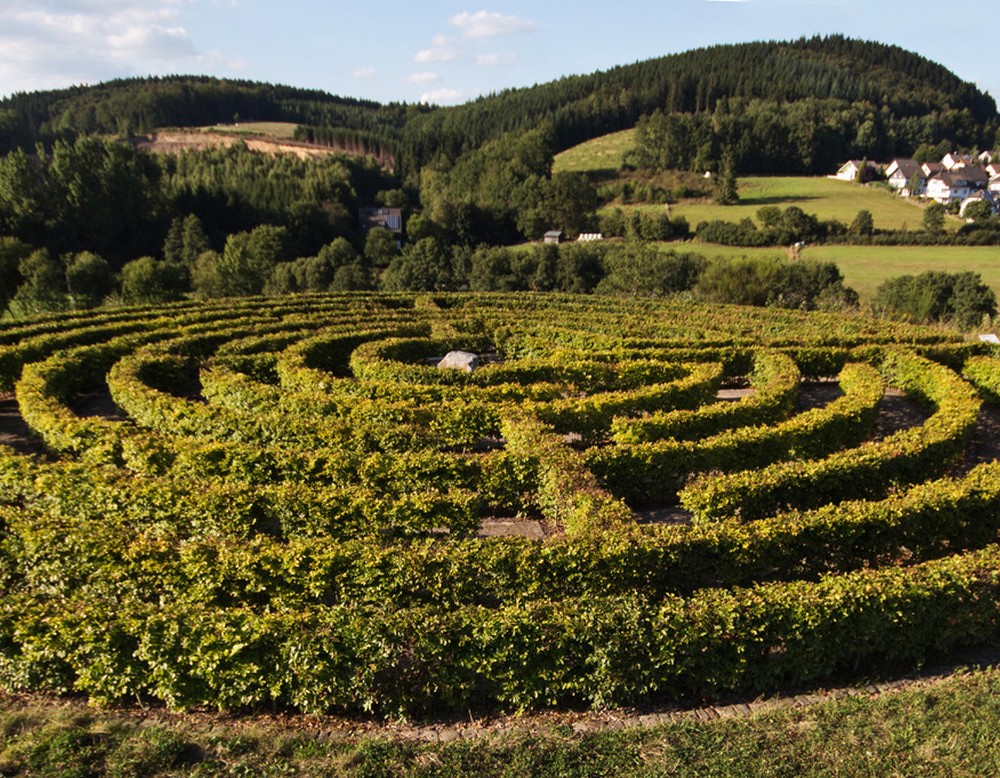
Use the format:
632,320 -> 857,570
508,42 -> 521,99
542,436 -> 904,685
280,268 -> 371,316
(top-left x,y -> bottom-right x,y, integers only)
1,36 -> 996,169
0,76 -> 415,155
403,36 -> 998,165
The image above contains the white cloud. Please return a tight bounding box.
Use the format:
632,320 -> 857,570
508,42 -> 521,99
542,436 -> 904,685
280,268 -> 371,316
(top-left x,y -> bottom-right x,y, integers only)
407,71 -> 441,85
475,53 -> 516,67
352,67 -> 376,79
197,50 -> 246,70
414,43 -> 462,63
419,87 -> 464,105
0,1 -> 237,97
450,10 -> 537,39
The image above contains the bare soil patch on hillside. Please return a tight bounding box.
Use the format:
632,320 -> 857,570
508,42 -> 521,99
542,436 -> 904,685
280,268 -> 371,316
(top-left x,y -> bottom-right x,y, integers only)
133,130 -> 389,164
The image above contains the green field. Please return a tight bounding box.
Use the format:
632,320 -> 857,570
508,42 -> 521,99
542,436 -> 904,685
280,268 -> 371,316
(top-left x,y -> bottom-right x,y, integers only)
201,121 -> 300,139
618,176 -> 948,232
553,128 -> 637,173
683,242 -> 1000,303
556,128 -> 954,233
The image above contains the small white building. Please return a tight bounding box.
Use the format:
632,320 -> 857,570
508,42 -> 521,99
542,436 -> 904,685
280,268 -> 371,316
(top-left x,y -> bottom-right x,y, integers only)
833,159 -> 881,182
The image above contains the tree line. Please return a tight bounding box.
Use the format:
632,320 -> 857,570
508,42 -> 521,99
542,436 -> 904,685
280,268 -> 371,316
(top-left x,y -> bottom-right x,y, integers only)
3,37 -> 996,175
0,136 -> 398,265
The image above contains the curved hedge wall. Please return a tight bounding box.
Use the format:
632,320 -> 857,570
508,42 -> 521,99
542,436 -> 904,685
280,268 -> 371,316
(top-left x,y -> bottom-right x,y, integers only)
0,292 -> 996,715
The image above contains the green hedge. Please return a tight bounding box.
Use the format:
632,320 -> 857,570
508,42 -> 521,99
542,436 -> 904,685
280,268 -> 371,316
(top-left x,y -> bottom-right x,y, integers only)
611,350 -> 800,444
681,350 -> 981,521
589,361 -> 884,506
1,545 -> 997,713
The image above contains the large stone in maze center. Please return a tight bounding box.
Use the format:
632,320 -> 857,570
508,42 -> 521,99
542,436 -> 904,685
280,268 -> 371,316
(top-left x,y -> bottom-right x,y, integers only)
437,350 -> 480,372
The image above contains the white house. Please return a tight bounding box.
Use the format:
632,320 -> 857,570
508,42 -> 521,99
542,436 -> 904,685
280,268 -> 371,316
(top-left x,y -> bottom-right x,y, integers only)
960,190 -> 999,217
925,167 -> 989,204
921,161 -> 946,178
886,158 -> 926,196
989,175 -> 1000,194
942,152 -> 975,170
833,159 -> 880,182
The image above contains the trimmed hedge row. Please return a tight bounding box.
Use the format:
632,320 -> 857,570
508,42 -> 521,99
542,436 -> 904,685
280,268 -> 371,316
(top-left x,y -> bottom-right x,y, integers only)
588,362 -> 884,506
610,351 -> 800,444
963,355 -> 1000,404
680,350 -> 981,521
532,362 -> 724,441
1,292 -> 995,718
1,543 -> 998,713
501,412 -> 631,538
6,458 -> 1000,613
107,348 -> 353,449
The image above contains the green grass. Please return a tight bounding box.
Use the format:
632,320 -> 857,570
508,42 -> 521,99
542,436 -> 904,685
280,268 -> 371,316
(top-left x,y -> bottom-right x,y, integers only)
3,667 -> 1000,775
199,121 -> 300,139
684,242 -> 1000,303
553,128 -> 637,174
617,176 -> 947,232
556,131 -> 955,233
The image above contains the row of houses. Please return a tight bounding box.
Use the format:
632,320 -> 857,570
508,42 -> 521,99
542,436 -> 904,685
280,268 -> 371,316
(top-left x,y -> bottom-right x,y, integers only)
834,152 -> 1000,216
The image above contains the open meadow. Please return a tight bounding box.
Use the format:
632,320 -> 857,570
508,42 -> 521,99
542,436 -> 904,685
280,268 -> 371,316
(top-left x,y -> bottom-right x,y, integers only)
557,129 -> 959,232
685,242 -> 1000,303
608,176 -> 946,232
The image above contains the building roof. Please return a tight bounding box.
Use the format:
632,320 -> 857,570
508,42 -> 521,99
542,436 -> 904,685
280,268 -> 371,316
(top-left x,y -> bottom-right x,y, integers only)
889,159 -> 924,180
939,167 -> 989,186
359,207 -> 403,233
943,152 -> 976,168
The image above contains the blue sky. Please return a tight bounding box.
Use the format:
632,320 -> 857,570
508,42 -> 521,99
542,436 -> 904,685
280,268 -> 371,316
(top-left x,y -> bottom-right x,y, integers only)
2,1 -> 999,109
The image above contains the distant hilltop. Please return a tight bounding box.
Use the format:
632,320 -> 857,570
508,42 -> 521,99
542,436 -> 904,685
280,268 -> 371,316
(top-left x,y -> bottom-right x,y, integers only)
1,36 -> 996,175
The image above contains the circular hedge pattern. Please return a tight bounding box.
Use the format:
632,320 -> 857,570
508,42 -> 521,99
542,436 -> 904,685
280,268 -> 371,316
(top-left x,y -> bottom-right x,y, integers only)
1,292 -> 999,715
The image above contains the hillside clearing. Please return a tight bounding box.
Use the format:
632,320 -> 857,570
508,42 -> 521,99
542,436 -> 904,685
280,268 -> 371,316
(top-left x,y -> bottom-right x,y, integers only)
553,128 -> 637,173
200,121 -> 301,138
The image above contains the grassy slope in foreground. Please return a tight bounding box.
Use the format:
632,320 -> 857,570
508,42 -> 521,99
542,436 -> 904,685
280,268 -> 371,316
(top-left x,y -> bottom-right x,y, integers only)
1,667 -> 999,775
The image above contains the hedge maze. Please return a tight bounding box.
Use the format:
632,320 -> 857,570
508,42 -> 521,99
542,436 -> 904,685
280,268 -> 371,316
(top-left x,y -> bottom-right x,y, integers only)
1,292 -> 999,716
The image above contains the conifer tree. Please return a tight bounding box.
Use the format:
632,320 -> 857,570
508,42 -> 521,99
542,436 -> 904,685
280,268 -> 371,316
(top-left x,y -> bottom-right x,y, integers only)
715,148 -> 739,205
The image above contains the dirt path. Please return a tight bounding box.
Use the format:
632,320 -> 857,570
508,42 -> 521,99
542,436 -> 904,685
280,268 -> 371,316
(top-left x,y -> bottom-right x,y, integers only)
871,386 -> 930,441
67,387 -> 127,421
952,403 -> 1000,476
133,131 -> 394,167
0,394 -> 46,456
